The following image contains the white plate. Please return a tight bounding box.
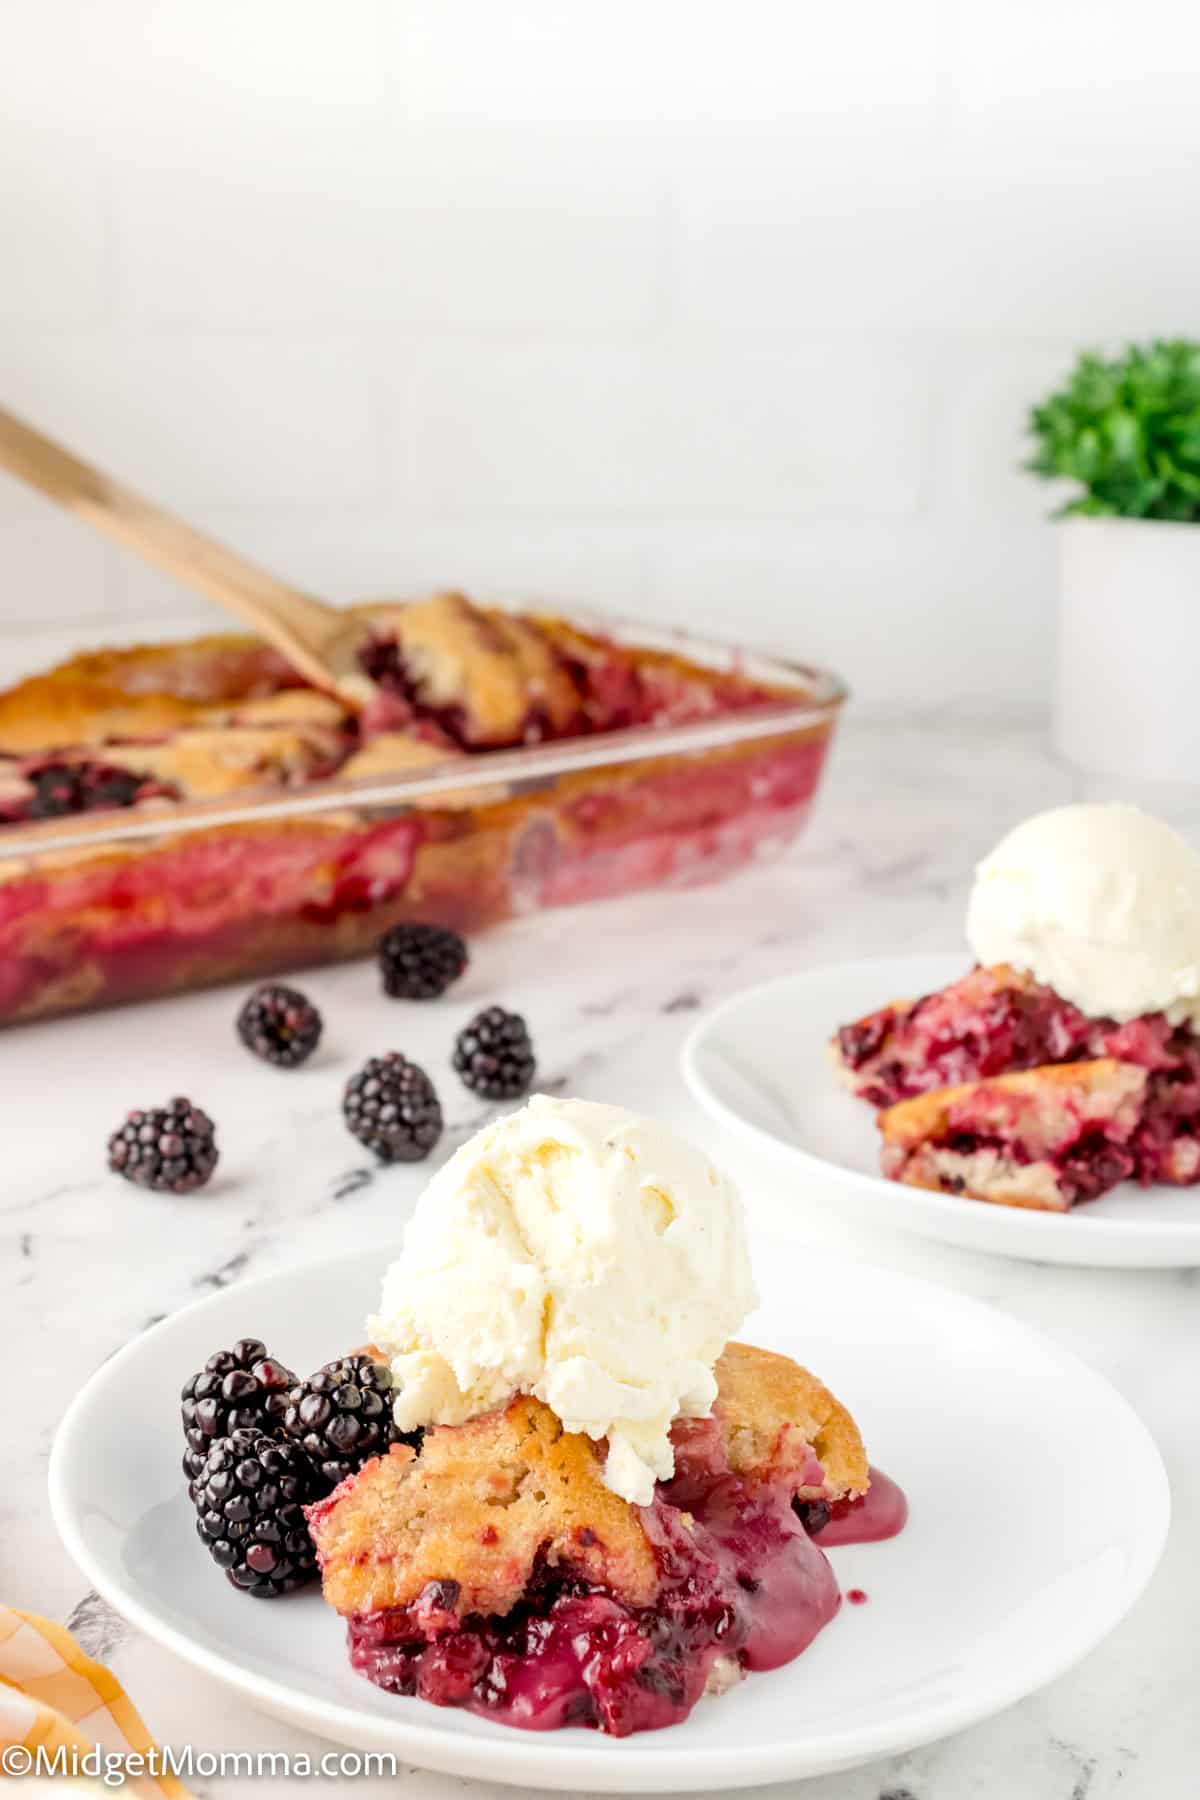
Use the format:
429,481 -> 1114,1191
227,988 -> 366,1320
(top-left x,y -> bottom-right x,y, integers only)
683,953 -> 1200,1269
50,1239 -> 1168,1792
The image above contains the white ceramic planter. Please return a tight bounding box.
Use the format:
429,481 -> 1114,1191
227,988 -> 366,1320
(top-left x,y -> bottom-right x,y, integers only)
1055,515 -> 1200,781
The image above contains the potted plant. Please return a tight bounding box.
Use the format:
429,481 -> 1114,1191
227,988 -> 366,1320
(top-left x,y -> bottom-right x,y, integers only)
1028,339 -> 1200,780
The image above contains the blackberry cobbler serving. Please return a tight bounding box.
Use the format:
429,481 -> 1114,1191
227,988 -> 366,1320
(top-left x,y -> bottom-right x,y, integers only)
182,1098 -> 905,1737
833,805 -> 1200,1212
0,592 -> 839,1025
307,1343 -> 875,1735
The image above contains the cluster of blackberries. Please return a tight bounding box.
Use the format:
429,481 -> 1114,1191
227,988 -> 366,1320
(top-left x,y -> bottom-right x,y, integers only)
108,923 -> 538,1190
183,1338 -> 402,1598
342,1003 -> 537,1163
342,927 -> 536,1161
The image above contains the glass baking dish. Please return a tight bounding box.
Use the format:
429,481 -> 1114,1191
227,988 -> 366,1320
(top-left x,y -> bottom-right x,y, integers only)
0,614 -> 845,1024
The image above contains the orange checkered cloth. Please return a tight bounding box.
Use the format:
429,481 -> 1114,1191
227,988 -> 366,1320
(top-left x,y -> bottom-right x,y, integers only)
0,1605 -> 189,1796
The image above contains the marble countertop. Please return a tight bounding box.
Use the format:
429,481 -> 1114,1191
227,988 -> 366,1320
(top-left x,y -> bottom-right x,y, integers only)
6,712 -> 1199,1800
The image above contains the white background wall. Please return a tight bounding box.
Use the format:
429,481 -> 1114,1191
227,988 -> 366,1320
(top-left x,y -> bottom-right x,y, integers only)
1,0 -> 1197,711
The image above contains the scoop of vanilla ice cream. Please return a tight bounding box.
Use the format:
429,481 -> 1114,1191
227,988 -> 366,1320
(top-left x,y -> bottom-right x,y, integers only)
966,803 -> 1200,1024
367,1094 -> 758,1506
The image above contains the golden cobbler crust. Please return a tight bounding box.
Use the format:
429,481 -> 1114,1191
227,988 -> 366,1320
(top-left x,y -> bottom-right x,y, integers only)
98,724 -> 344,797
0,591 -> 785,770
0,593 -> 581,756
0,636 -> 301,751
879,1058 -> 1148,1211
307,1395 -> 658,1621
336,732 -> 502,811
885,1143 -> 1074,1212
879,1057 -> 1147,1152
0,671 -> 211,752
713,1341 -> 868,1501
306,1342 -> 868,1621
378,591 -> 584,745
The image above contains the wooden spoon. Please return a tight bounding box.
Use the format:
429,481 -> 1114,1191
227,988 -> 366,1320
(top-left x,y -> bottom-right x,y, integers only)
0,405 -> 383,705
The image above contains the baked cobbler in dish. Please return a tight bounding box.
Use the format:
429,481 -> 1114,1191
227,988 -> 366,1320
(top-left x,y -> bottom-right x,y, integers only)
0,591 -> 781,824
0,593 -> 838,1023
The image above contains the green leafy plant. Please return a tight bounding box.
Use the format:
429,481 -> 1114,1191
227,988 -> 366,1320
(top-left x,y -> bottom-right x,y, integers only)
1028,339 -> 1200,521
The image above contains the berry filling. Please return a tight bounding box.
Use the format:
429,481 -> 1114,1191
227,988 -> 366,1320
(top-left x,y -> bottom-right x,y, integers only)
1132,1047 -> 1200,1184
0,599 -> 828,1024
357,635 -> 571,751
836,967 -> 1186,1110
802,1467 -> 908,1546
959,1125 -> 1134,1204
887,1058 -> 1200,1204
893,1097 -> 1144,1206
0,756 -> 176,825
356,630 -> 777,753
343,1422 -> 878,1736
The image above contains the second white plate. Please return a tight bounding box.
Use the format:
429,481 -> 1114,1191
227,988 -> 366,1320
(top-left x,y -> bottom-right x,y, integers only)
683,952 -> 1200,1268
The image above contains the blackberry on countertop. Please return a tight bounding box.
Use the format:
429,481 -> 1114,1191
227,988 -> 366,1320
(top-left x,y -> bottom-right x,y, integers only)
343,1052 -> 443,1162
182,1338 -> 296,1491
236,983 -> 323,1068
283,1354 -> 398,1491
192,1429 -> 319,1597
452,1007 -> 536,1101
377,922 -> 468,1001
108,1097 -> 218,1194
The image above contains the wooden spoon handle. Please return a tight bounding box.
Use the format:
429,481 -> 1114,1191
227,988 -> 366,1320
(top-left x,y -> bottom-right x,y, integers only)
0,405 -> 350,690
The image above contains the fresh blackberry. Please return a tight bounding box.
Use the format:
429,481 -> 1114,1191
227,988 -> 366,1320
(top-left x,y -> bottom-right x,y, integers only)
377,923 -> 468,1001
452,1007 -> 536,1101
107,1097 -> 218,1194
343,1053 -> 443,1162
283,1354 -> 398,1491
191,1428 -> 319,1597
236,983 -> 323,1068
181,1338 -> 296,1491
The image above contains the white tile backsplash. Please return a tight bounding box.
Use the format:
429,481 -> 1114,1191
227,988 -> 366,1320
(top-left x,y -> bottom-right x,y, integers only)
394,0 -> 942,130
645,518 -> 1058,709
0,0 -> 1197,709
396,337 -> 931,518
0,514 -> 111,639
0,132 -> 110,326
671,138 -> 945,334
